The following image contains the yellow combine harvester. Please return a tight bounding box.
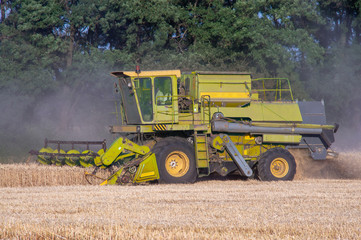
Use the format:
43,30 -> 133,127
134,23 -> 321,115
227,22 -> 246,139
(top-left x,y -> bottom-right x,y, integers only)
30,69 -> 338,185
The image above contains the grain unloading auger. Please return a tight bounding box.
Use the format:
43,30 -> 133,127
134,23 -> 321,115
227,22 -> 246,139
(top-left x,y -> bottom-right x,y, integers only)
30,69 -> 339,185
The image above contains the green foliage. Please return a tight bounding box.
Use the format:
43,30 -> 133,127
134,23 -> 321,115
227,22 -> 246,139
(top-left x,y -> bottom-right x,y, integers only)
1,0 -> 361,158
0,26 -> 56,94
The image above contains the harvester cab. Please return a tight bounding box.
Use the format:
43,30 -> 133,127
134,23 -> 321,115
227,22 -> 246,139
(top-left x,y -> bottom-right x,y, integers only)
32,69 -> 338,185
111,70 -> 180,124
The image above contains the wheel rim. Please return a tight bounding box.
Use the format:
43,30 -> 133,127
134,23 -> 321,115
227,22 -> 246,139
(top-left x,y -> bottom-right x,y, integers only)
165,151 -> 190,177
270,157 -> 289,178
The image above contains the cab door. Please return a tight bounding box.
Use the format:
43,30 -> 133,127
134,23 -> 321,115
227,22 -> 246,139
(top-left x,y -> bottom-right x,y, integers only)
153,76 -> 178,123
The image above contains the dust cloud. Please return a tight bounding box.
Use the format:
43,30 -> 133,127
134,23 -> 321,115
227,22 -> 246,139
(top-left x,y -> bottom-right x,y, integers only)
291,149 -> 361,180
0,80 -> 120,162
31,87 -> 117,141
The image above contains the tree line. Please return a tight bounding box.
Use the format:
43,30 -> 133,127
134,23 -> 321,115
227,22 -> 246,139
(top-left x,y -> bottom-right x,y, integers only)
0,0 -> 361,153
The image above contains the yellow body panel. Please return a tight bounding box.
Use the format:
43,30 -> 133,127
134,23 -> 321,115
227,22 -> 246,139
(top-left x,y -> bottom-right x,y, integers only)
201,91 -> 250,100
134,154 -> 159,183
197,74 -> 251,97
101,138 -> 125,166
101,137 -> 150,166
210,102 -> 303,122
263,134 -> 302,143
100,153 -> 159,185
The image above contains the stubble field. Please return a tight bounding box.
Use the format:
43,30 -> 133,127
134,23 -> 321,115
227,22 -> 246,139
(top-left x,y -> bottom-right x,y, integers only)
0,150 -> 360,239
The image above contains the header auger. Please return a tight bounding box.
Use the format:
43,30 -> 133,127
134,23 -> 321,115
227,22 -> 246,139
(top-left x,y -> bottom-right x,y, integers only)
31,137 -> 160,185
30,69 -> 338,185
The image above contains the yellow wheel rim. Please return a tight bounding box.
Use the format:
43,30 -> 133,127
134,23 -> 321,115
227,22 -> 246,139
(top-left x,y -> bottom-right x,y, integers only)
270,157 -> 289,178
165,151 -> 190,177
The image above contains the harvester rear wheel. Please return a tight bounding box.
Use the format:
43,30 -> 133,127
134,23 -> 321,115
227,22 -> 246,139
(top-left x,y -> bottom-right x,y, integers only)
153,138 -> 197,184
257,148 -> 296,181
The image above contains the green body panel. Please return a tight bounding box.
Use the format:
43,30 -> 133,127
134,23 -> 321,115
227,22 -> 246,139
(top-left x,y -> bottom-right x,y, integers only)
101,137 -> 149,166
197,74 -> 251,97
134,153 -> 159,183
208,102 -> 303,122
101,138 -> 126,166
97,138 -> 159,185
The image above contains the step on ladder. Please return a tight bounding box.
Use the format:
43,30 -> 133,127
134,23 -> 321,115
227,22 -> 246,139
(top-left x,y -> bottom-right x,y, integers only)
194,131 -> 210,176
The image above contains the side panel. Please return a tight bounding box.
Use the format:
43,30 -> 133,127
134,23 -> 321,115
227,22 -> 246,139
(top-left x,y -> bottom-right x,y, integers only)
298,101 -> 327,124
209,102 -> 303,122
197,74 -> 252,93
198,74 -> 252,106
134,154 -> 160,182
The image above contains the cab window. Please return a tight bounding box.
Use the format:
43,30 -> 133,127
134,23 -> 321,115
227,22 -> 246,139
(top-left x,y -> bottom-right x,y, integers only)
154,77 -> 172,105
185,77 -> 190,95
135,78 -> 153,121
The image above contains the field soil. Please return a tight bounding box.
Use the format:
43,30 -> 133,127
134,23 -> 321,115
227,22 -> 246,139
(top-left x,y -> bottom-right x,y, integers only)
0,150 -> 360,239
1,180 -> 361,239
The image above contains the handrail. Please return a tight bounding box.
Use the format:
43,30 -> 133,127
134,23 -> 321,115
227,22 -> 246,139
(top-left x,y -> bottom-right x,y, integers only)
201,95 -> 211,124
252,78 -> 294,101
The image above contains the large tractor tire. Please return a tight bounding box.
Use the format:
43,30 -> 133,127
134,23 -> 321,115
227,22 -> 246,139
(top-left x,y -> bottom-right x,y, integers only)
257,148 -> 296,181
152,137 -> 197,184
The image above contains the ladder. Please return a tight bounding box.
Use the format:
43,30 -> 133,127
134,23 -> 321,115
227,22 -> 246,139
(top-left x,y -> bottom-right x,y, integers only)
194,131 -> 210,176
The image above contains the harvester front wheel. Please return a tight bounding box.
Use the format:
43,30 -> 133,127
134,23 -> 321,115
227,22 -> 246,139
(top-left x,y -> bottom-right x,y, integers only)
257,148 -> 296,181
153,138 -> 197,184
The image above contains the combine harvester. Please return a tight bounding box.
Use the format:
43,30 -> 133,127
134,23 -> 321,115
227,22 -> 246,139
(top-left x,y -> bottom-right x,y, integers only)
30,69 -> 338,185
